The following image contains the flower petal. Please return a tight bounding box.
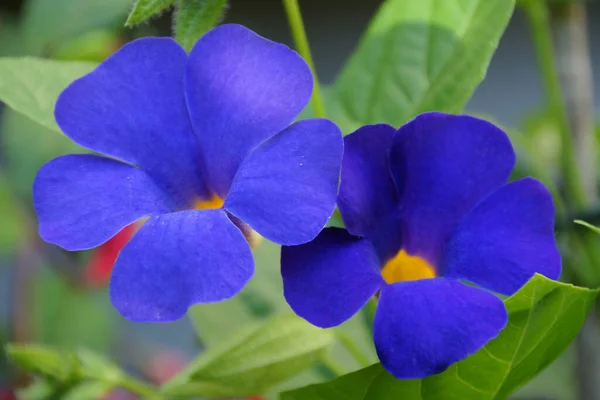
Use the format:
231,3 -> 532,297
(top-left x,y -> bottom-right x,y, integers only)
110,209 -> 254,322
55,37 -> 207,206
390,112 -> 515,264
374,279 -> 507,379
442,178 -> 561,295
281,228 -> 383,328
338,124 -> 402,260
186,24 -> 313,196
34,154 -> 172,251
225,119 -> 343,245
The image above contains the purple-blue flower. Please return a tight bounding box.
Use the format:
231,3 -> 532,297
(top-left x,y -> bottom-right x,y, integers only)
33,24 -> 343,322
281,112 -> 561,379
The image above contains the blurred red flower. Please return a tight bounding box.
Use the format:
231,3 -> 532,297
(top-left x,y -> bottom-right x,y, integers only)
83,224 -> 137,287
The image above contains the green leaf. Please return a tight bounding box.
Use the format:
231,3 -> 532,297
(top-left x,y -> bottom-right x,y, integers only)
75,349 -> 123,382
162,314 -> 335,398
22,0 -> 131,54
126,0 -> 178,25
0,58 -> 96,133
329,0 -> 515,133
175,0 -> 228,52
16,378 -> 57,400
281,275 -> 599,400
62,381 -> 114,400
5,344 -> 70,381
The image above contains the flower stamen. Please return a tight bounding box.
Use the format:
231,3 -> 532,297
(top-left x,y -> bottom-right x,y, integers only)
194,194 -> 224,210
381,250 -> 435,284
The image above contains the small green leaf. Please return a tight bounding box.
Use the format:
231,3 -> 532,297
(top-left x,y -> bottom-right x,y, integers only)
175,0 -> 228,52
62,381 -> 114,400
574,220 -> 600,235
126,0 -> 178,25
0,58 -> 96,133
75,349 -> 123,382
282,275 -> 599,400
162,314 -> 334,398
5,344 -> 70,381
329,0 -> 515,133
16,378 -> 57,400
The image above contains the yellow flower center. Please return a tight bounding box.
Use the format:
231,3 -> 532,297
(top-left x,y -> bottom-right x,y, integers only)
381,249 -> 436,284
194,194 -> 224,210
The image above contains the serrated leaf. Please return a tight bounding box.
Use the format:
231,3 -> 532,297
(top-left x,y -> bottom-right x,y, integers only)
329,0 -> 515,133
162,314 -> 335,398
126,0 -> 178,25
0,58 -> 96,133
281,275 -> 599,400
5,344 -> 70,381
175,0 -> 228,52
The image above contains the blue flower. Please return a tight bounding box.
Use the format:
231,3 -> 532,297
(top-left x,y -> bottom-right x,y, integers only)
33,24 -> 343,322
281,113 -> 561,379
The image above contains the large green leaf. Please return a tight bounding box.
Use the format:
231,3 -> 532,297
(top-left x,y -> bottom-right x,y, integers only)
329,0 -> 515,133
162,314 -> 335,398
281,275 -> 598,400
0,58 -> 96,133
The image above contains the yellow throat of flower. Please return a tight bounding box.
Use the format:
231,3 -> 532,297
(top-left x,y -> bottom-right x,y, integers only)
381,250 -> 436,284
194,194 -> 225,210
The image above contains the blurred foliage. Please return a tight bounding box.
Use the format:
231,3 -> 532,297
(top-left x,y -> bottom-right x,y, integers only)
21,0 -> 130,55
33,268 -> 116,353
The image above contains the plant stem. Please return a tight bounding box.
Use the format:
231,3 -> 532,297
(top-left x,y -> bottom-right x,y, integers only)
282,0 -> 326,118
119,376 -> 161,400
522,0 -> 586,207
525,1 -> 600,399
335,331 -> 372,368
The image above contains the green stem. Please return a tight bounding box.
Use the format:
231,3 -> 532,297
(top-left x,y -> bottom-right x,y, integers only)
335,331 -> 372,368
522,0 -> 586,207
282,0 -> 326,118
119,376 -> 161,400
